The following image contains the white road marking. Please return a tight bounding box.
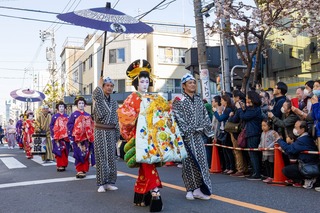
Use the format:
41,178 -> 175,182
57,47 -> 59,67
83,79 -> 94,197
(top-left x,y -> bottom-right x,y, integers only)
0,157 -> 26,169
31,155 -> 56,166
0,173 -> 126,189
68,156 -> 75,163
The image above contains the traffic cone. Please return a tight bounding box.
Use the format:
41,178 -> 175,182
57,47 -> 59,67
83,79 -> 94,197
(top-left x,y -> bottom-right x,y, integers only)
270,143 -> 287,185
165,161 -> 175,166
210,140 -> 221,173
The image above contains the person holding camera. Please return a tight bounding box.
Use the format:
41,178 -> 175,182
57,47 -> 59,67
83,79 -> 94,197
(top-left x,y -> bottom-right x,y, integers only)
274,120 -> 319,189
236,91 -> 263,180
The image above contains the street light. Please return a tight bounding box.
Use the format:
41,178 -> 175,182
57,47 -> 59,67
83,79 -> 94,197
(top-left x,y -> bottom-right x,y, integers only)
200,2 -> 215,13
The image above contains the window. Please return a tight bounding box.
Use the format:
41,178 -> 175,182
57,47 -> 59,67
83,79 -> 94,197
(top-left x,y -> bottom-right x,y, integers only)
118,79 -> 125,93
109,48 -> 125,63
158,47 -> 186,64
159,79 -> 182,93
83,87 -> 86,95
88,83 -> 93,94
72,71 -> 79,84
174,79 -> 182,93
82,61 -> 86,72
61,62 -> 66,74
89,54 -> 93,68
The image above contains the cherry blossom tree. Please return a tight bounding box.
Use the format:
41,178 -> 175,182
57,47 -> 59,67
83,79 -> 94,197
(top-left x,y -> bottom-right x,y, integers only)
207,0 -> 320,92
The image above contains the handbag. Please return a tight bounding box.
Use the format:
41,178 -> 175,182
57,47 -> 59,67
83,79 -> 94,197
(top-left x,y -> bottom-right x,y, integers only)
225,121 -> 241,133
298,160 -> 320,178
237,128 -> 247,148
216,131 -> 227,142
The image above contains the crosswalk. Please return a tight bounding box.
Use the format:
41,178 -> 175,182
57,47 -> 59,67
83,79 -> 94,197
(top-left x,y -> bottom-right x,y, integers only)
0,154 -> 76,169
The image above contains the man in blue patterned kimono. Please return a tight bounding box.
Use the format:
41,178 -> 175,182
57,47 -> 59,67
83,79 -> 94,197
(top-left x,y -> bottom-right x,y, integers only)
92,77 -> 120,193
172,73 -> 214,201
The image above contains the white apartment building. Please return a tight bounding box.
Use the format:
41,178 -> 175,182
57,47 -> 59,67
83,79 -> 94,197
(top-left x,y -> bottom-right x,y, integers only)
60,25 -> 193,99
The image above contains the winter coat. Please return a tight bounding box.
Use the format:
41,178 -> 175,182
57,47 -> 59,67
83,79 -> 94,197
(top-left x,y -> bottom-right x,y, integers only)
278,133 -> 319,164
272,112 -> 299,139
238,106 -> 262,138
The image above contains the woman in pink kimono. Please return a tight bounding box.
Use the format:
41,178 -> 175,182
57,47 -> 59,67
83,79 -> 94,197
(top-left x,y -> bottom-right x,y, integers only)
6,119 -> 16,149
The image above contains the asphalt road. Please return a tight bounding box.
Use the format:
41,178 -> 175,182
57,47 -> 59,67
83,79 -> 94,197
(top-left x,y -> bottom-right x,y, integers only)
0,144 -> 319,213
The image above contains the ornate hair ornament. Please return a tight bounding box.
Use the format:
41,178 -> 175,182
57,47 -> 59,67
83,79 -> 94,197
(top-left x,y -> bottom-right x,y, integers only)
56,100 -> 67,110
74,96 -> 86,105
126,59 -> 155,81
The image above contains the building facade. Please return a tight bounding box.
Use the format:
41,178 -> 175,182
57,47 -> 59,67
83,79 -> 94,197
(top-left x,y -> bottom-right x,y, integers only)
60,26 -> 193,102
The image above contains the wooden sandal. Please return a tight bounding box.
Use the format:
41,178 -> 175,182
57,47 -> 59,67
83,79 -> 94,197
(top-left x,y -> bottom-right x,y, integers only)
151,189 -> 160,197
76,172 -> 84,178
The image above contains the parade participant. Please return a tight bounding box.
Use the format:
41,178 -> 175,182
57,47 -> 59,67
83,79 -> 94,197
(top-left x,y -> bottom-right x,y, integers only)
0,125 -> 4,144
172,73 -> 214,201
117,60 -> 165,211
23,111 -> 35,159
6,119 -> 16,149
16,114 -> 24,149
92,76 -> 120,192
50,101 -> 70,172
67,96 -> 95,178
36,105 -> 54,162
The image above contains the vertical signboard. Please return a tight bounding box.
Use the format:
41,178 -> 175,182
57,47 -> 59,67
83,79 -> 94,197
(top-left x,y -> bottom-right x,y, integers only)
200,69 -> 211,102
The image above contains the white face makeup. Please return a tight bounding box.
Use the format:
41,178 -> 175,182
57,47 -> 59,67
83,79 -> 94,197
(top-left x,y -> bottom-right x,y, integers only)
28,114 -> 34,120
58,105 -> 65,113
137,77 -> 150,93
77,101 -> 85,111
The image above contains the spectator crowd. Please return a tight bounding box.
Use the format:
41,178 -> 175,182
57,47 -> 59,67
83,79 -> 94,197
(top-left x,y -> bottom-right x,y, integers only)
208,80 -> 320,192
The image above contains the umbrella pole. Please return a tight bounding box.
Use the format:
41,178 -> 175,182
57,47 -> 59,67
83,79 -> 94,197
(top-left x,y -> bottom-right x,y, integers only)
100,31 -> 107,77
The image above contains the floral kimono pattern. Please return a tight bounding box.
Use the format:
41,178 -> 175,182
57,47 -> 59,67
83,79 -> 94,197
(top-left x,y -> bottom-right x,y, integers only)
117,92 -> 162,198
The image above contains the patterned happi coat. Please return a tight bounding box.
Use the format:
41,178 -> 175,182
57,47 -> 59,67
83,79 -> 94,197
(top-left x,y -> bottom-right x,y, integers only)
92,86 -> 120,186
172,93 -> 214,195
50,113 -> 70,167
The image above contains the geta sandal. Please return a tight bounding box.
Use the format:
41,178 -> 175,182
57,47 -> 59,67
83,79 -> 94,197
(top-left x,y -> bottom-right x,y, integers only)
151,189 -> 160,197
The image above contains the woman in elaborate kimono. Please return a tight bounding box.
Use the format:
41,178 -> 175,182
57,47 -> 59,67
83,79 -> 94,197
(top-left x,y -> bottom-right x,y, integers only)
16,114 -> 24,149
172,73 -> 214,201
6,119 -> 16,149
23,111 -> 35,159
67,96 -> 95,178
117,60 -> 163,211
50,101 -> 70,172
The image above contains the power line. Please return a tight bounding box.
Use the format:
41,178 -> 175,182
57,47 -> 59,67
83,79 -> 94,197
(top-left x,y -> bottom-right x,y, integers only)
0,13 -> 66,24
54,0 -> 83,32
0,6 -> 60,15
46,0 -> 73,30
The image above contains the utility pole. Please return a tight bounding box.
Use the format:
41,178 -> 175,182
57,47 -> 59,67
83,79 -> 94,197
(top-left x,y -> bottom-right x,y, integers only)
220,0 -> 231,93
193,0 -> 211,102
40,29 -> 57,109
